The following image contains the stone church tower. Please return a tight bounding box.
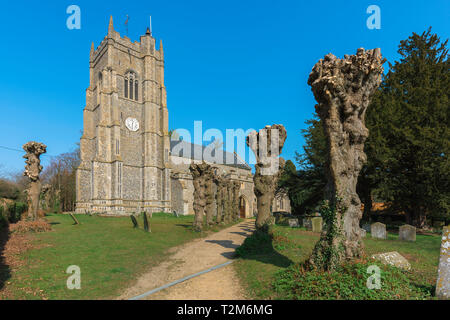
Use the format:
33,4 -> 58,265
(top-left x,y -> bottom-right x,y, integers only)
76,17 -> 171,214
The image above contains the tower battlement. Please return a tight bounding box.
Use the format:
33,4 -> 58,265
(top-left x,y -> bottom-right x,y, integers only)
90,16 -> 164,65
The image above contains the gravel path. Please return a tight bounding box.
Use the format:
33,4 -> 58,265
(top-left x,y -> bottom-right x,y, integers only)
119,219 -> 255,300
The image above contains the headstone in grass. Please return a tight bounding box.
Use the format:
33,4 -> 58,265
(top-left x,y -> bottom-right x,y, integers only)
360,228 -> 367,238
371,251 -> 411,271
288,219 -> 299,228
69,213 -> 80,225
173,210 -> 179,218
311,217 -> 323,233
143,212 -> 151,233
436,226 -> 449,299
371,222 -> 386,239
399,224 -> 416,242
130,215 -> 138,228
303,217 -> 312,230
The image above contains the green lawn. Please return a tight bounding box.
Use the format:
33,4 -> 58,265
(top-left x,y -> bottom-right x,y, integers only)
2,212 -> 235,300
234,224 -> 442,300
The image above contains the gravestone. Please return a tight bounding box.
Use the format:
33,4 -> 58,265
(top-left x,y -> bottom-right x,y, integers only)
362,223 -> 371,233
303,217 -> 312,230
436,226 -> 449,299
143,213 -> 151,233
371,222 -> 387,239
360,228 -> 367,238
130,215 -> 138,228
69,213 -> 80,225
311,217 -> 323,233
288,219 -> 299,228
399,224 -> 416,242
371,251 -> 411,271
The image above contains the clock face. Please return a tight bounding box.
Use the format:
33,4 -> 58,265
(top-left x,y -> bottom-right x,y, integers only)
125,117 -> 139,132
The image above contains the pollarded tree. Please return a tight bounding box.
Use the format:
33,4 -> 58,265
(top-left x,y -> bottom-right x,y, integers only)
307,48 -> 385,270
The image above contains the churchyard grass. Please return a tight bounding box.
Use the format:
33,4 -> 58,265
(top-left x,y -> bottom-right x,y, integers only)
1,212 -> 238,300
235,224 -> 441,300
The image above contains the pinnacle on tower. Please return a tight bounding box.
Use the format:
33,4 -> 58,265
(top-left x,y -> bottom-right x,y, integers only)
146,27 -> 151,35
108,15 -> 114,34
159,39 -> 164,56
90,42 -> 95,56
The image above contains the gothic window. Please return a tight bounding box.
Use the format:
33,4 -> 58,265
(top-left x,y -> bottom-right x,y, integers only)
98,72 -> 103,88
124,71 -> 138,101
135,80 -> 139,100
130,77 -> 134,100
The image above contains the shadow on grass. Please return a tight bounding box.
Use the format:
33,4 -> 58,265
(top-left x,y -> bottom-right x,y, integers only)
175,224 -> 193,230
0,226 -> 11,291
235,230 -> 294,268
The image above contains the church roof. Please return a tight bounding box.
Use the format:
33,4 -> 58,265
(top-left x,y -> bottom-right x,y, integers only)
170,140 -> 251,170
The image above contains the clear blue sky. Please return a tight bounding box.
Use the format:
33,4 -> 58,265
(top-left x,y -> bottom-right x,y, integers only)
0,0 -> 448,174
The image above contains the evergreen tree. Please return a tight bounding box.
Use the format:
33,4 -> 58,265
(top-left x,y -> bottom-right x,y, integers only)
365,28 -> 449,227
279,118 -> 327,214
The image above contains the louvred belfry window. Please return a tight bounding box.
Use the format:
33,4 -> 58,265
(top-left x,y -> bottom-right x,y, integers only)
124,72 -> 138,101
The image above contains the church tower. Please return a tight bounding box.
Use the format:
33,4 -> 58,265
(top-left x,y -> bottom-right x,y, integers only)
76,17 -> 171,214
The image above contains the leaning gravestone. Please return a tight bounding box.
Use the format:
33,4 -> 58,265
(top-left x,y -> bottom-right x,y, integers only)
130,215 -> 138,228
371,222 -> 387,239
436,226 -> 449,299
288,219 -> 299,228
399,224 -> 416,242
143,213 -> 151,233
371,251 -> 411,271
311,217 -> 323,233
69,213 -> 80,225
303,217 -> 312,230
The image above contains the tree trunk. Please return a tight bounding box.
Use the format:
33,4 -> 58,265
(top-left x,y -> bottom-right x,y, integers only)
22,142 -> 47,221
215,181 -> 224,224
190,163 -> 214,232
307,48 -> 385,270
205,178 -> 215,227
247,125 -> 287,232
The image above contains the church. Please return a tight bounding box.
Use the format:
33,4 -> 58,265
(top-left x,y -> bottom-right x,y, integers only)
75,17 -> 291,217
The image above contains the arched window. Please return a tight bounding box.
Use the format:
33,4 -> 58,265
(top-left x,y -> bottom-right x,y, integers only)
98,72 -> 103,88
135,79 -> 138,100
124,71 -> 138,101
